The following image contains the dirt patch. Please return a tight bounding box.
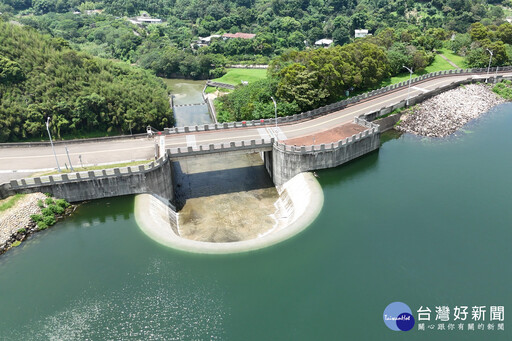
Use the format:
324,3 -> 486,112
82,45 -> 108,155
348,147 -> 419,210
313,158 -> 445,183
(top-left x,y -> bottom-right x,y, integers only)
284,123 -> 367,145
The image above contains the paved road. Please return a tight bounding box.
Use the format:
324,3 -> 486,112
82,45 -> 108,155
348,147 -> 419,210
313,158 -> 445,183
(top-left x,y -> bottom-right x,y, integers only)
0,72 -> 509,183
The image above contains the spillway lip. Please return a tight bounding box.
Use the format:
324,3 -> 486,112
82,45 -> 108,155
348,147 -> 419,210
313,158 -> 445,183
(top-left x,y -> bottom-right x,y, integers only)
134,172 -> 324,254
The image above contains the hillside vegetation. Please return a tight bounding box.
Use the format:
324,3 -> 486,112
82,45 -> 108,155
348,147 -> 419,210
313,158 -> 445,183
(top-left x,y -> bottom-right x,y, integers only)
0,20 -> 172,142
0,0 -> 510,78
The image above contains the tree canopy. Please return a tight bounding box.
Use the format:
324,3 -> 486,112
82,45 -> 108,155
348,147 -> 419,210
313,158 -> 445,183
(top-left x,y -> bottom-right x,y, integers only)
0,20 -> 172,142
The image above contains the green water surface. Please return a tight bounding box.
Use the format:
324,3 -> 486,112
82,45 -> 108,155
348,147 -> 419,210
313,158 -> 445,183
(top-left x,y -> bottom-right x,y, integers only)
0,104 -> 511,340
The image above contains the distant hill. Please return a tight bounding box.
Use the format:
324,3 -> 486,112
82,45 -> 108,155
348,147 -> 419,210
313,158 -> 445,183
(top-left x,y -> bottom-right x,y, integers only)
0,20 -> 172,142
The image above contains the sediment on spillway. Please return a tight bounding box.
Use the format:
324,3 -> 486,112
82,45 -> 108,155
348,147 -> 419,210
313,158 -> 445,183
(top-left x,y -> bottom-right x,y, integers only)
396,83 -> 505,137
134,172 -> 324,254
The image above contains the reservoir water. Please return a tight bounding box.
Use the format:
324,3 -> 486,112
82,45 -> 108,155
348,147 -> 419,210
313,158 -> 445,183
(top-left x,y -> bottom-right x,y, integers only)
0,104 -> 511,340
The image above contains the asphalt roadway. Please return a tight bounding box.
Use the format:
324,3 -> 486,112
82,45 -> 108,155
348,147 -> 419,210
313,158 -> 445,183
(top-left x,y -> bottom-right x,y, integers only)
1,72 -> 509,184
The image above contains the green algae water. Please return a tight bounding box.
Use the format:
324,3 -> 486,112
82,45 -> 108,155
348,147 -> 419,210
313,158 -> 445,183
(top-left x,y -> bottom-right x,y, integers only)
1,104 -> 511,340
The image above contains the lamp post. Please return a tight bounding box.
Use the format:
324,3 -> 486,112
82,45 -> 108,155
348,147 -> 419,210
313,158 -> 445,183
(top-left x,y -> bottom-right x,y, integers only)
270,96 -> 277,129
46,117 -> 61,172
486,48 -> 493,83
402,65 -> 413,106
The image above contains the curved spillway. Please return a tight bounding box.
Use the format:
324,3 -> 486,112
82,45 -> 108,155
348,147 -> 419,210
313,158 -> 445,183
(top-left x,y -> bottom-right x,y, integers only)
134,172 -> 324,254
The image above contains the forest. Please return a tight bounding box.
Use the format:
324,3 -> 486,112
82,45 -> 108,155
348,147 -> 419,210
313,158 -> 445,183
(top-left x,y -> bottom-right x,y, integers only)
1,0 -> 510,78
216,20 -> 512,122
1,0 -> 512,125
0,20 -> 172,142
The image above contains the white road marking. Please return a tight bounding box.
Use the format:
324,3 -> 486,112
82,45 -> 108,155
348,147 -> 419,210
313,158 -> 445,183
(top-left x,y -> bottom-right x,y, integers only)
412,86 -> 429,93
267,127 -> 287,140
185,135 -> 196,147
257,128 -> 270,140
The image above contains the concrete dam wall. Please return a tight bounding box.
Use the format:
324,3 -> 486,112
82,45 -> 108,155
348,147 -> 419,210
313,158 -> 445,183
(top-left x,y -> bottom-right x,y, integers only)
270,120 -> 380,186
0,157 -> 175,207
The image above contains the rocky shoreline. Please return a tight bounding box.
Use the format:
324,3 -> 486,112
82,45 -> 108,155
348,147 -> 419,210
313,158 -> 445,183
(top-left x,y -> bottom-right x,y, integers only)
396,83 -> 506,137
0,193 -> 75,255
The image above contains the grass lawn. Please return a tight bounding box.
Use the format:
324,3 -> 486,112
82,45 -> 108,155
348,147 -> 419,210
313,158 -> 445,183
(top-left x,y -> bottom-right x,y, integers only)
32,160 -> 151,177
213,68 -> 267,86
381,54 -> 457,86
438,48 -> 467,68
0,194 -> 26,213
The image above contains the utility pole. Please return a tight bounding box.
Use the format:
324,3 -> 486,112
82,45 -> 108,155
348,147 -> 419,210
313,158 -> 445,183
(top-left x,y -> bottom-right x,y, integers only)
46,117 -> 61,172
65,146 -> 74,171
486,48 -> 493,83
270,96 -> 277,129
403,65 -> 413,106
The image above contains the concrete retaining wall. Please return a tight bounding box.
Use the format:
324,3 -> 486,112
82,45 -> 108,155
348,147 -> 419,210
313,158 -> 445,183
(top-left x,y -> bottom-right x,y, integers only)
374,114 -> 402,132
270,119 -> 380,186
205,80 -> 236,89
0,156 -> 175,207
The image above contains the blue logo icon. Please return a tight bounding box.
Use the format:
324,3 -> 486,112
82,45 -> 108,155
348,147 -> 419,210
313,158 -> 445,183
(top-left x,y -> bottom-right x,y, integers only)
383,302 -> 415,331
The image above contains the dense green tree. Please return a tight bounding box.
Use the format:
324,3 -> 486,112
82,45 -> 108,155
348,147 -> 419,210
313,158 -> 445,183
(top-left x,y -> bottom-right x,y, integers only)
0,21 -> 172,142
0,55 -> 25,84
497,22 -> 512,44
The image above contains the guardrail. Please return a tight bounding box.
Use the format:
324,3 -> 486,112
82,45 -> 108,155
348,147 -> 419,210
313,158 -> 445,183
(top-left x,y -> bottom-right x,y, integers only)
166,66 -> 512,134
5,158 -> 166,191
201,87 -> 218,123
3,66 -> 510,148
0,133 -> 148,148
274,118 -> 379,153
167,138 -> 274,158
227,64 -> 269,69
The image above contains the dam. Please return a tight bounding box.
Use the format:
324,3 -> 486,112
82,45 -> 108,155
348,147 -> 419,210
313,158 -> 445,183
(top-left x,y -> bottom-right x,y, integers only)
2,68 -> 511,252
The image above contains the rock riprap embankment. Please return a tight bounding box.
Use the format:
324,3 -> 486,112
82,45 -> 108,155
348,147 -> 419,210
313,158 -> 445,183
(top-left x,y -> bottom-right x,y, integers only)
0,193 -> 46,253
397,84 -> 505,137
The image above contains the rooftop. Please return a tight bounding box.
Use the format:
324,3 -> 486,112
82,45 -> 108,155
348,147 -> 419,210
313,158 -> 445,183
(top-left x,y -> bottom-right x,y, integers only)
223,32 -> 256,39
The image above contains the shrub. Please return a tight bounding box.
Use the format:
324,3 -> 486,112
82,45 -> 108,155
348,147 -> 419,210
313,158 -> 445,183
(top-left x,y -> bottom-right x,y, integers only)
37,199 -> 44,208
37,221 -> 48,230
55,199 -> 70,208
44,193 -> 53,197
45,197 -> 54,205
42,215 -> 56,226
49,204 -> 65,214
41,207 -> 54,217
17,228 -> 26,234
30,214 -> 43,222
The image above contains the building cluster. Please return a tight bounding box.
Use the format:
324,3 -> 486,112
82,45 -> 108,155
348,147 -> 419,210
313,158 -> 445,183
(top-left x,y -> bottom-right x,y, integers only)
312,29 -> 369,48
193,32 -> 256,48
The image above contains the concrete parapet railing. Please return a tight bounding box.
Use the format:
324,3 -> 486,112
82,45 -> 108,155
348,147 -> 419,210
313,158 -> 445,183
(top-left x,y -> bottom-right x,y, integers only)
166,138 -> 274,158
356,74 -> 507,123
164,65 -> 512,135
274,117 -> 379,154
6,157 -> 167,191
226,64 -> 269,69
205,80 -> 236,89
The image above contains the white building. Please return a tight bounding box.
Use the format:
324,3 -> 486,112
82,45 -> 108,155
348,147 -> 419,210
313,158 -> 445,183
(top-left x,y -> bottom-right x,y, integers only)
355,29 -> 369,38
129,13 -> 163,25
314,38 -> 333,47
198,35 -> 221,45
